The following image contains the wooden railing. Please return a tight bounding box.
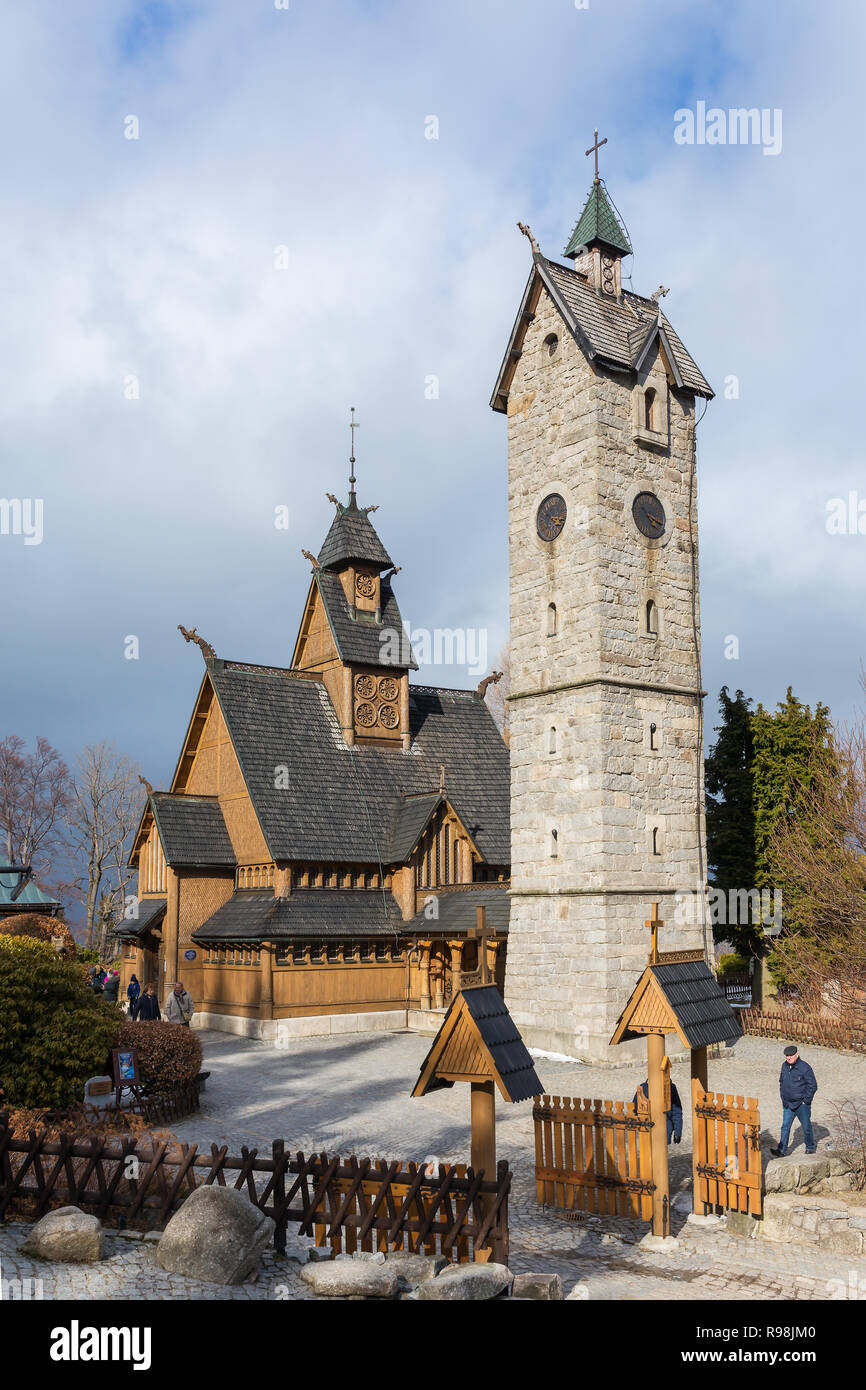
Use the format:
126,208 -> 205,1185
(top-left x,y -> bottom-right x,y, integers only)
0,1116 -> 509,1264
533,1094 -> 654,1220
739,1008 -> 866,1053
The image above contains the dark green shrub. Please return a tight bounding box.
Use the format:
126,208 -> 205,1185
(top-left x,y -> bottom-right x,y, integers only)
0,936 -> 120,1109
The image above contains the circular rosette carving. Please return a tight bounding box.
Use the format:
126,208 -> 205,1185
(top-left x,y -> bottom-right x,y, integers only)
354,674 -> 376,700
377,703 -> 399,730
355,573 -> 376,598
355,702 -> 376,728
377,676 -> 398,702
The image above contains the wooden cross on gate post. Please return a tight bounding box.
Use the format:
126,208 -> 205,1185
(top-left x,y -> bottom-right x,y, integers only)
585,127 -> 608,181
646,901 -> 662,964
467,904 -> 494,986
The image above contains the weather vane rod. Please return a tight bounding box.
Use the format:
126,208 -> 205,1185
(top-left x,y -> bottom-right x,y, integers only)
348,406 -> 360,497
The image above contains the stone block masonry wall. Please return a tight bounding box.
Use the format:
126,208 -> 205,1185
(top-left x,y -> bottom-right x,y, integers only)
504,284 -> 707,1062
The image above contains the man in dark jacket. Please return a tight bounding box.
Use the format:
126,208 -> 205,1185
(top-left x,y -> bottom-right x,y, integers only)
634,1079 -> 684,1144
770,1046 -> 817,1156
135,984 -> 161,1021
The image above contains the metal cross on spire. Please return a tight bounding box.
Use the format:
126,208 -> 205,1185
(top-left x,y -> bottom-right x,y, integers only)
348,406 -> 360,496
585,128 -> 608,181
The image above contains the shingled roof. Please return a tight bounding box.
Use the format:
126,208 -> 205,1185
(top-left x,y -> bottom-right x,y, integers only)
386,791 -> 443,860
413,985 -> 543,1103
317,498 -> 393,570
315,570 -> 417,670
150,794 -> 235,867
193,888 -> 403,941
564,179 -> 632,257
405,885 -> 509,935
491,255 -> 712,412
113,896 -> 166,940
611,956 -> 743,1049
207,664 -> 509,865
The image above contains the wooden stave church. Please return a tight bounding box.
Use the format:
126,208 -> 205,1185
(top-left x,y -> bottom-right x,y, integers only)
114,487 -> 510,1041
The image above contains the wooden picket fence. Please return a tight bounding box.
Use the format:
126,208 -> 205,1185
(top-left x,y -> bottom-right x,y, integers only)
693,1090 -> 762,1216
0,1114 -> 508,1264
533,1094 -> 654,1220
740,1008 -> 866,1053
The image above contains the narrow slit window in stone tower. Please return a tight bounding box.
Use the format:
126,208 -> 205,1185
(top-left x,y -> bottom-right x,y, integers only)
549,725 -> 557,755
544,333 -> 559,358
645,599 -> 658,635
652,826 -> 661,856
644,388 -> 656,431
547,602 -> 557,636
550,828 -> 558,858
650,721 -> 657,751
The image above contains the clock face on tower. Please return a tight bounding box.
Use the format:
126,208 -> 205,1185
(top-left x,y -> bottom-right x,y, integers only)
632,491 -> 666,539
536,493 -> 567,542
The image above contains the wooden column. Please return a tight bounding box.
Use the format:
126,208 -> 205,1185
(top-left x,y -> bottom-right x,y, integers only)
448,940 -> 464,995
647,1031 -> 671,1237
690,1044 -> 709,1216
260,941 -> 274,1022
400,673 -> 410,751
163,868 -> 180,1005
471,1079 -> 496,1256
418,940 -> 432,1010
342,665 -> 355,746
470,1080 -> 496,1176
486,939 -> 499,988
431,949 -> 444,1010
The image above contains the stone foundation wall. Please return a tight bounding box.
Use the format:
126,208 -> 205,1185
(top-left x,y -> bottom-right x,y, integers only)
759,1192 -> 866,1255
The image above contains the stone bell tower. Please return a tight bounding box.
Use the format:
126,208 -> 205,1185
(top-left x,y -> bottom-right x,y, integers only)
491,149 -> 714,1062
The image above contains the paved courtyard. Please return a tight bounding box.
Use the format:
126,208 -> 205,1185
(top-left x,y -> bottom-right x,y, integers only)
3,1028 -> 866,1301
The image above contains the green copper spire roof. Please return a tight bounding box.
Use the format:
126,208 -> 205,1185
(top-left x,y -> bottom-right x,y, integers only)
563,180 -> 632,258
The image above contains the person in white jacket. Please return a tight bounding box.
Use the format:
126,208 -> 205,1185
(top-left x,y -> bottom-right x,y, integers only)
164,981 -> 194,1026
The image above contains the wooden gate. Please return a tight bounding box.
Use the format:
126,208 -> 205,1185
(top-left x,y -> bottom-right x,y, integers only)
533,1094 -> 654,1219
693,1090 -> 762,1216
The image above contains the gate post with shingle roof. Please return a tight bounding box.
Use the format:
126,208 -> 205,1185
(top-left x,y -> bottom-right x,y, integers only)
610,902 -> 743,1237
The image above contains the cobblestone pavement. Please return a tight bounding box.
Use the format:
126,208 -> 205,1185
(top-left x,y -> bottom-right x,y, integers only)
3,1029 -> 866,1302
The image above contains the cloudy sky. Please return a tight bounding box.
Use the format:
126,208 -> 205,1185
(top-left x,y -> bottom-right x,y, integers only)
2,0 -> 864,790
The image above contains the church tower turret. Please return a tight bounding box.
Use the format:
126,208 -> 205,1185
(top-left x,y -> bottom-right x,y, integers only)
291,415 -> 416,750
492,140 -> 714,1062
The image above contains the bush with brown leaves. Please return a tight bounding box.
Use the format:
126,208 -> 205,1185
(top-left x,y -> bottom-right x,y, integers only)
0,912 -> 77,959
113,1019 -> 202,1094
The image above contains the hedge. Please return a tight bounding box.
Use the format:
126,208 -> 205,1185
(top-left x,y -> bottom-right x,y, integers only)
113,1019 -> 202,1095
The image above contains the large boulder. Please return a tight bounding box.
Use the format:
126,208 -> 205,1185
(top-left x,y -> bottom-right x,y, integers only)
416,1261 -> 512,1301
156,1186 -> 274,1285
381,1250 -> 446,1288
20,1206 -> 104,1263
512,1272 -> 564,1301
300,1260 -> 400,1299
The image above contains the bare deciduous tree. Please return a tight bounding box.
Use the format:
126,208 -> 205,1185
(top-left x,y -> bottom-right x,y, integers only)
0,735 -> 71,876
63,743 -> 142,948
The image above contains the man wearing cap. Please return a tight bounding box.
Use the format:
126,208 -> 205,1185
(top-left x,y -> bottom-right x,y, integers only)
770,1045 -> 817,1157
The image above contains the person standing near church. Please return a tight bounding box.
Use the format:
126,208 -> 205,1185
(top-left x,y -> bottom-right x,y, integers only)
165,980 -> 194,1026
135,983 -> 160,1021
770,1046 -> 817,1156
634,1078 -> 683,1145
